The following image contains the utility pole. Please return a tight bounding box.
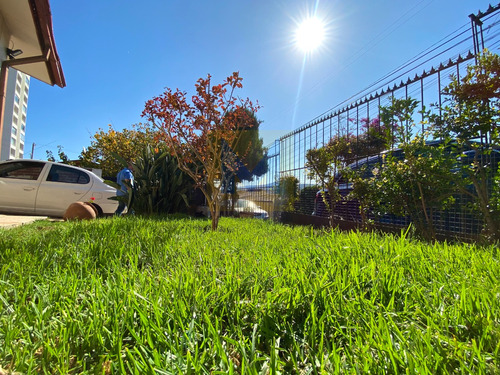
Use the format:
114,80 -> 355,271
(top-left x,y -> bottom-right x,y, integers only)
30,142 -> 35,159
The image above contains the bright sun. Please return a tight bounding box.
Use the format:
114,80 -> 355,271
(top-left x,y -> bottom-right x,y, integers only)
295,17 -> 326,53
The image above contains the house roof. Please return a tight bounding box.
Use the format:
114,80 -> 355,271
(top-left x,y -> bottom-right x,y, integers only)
0,0 -> 65,87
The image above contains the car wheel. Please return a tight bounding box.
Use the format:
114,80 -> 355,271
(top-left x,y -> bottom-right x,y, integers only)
90,203 -> 104,217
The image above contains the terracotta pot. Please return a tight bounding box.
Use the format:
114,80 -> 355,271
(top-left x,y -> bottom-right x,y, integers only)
63,202 -> 97,221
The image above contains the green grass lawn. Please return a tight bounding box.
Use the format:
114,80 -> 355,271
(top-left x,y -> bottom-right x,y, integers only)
0,216 -> 499,374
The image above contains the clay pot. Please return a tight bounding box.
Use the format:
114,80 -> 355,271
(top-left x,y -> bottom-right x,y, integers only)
63,202 -> 97,221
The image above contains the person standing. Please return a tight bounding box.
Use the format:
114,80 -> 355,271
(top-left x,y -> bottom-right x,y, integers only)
114,162 -> 135,216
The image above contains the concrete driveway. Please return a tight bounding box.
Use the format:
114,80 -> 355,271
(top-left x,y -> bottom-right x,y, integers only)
0,214 -> 48,229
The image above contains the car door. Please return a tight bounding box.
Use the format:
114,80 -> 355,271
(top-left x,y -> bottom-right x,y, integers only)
35,164 -> 94,216
0,161 -> 46,214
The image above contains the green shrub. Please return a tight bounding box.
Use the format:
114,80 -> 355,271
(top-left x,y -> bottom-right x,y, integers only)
133,146 -> 192,214
297,185 -> 319,215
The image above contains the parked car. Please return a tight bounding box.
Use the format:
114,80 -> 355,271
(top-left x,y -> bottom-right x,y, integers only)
233,199 -> 269,219
0,159 -> 118,217
312,141 -> 500,227
196,198 -> 269,219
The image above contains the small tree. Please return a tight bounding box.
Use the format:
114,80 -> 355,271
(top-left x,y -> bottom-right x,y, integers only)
232,108 -> 266,173
277,175 -> 299,213
349,97 -> 457,240
430,50 -> 500,240
220,108 -> 267,215
142,72 -> 259,230
305,136 -> 349,227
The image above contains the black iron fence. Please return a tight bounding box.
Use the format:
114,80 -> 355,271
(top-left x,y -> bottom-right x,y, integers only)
238,4 -> 500,241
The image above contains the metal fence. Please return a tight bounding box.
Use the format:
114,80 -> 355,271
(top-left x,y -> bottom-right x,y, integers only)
238,4 -> 500,240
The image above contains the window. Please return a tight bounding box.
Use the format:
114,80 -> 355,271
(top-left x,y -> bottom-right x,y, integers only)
20,133 -> 25,142
25,76 -> 30,85
0,161 -> 44,180
21,124 -> 25,132
13,116 -> 18,125
47,165 -> 90,184
10,148 -> 16,157
14,95 -> 20,104
22,104 -> 27,114
11,137 -> 16,146
12,127 -> 17,136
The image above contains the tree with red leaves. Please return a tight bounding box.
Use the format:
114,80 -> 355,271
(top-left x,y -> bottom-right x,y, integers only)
142,72 -> 259,230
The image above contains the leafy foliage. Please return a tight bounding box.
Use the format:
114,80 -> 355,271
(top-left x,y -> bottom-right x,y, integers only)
296,185 -> 319,215
304,116 -> 394,227
430,50 -> 500,240
230,108 -> 267,175
219,109 -> 267,214
344,116 -> 395,163
433,50 -> 500,143
142,72 -> 260,230
380,97 -> 419,146
348,98 -> 457,240
79,123 -> 160,178
276,175 -> 299,212
305,137 -> 348,226
132,146 -> 191,215
45,145 -> 71,164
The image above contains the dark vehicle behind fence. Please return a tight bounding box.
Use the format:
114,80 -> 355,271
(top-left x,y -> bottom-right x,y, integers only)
313,141 -> 500,234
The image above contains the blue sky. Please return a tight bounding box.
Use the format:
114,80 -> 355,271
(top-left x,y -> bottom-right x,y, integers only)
25,0 -> 495,160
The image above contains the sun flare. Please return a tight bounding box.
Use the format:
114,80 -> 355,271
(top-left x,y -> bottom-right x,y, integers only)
295,17 -> 326,53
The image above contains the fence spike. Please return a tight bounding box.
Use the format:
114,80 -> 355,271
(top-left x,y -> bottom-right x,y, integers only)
447,58 -> 454,67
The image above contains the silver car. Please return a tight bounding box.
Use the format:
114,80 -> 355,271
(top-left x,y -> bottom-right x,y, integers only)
196,198 -> 269,219
0,159 -> 118,217
233,199 -> 269,219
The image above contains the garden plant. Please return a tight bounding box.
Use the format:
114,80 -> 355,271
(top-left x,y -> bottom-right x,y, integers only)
142,72 -> 260,230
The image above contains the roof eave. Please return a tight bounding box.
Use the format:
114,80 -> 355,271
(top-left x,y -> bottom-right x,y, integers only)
28,0 -> 65,87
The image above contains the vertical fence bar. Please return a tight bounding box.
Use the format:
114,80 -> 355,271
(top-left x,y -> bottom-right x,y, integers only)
420,76 -> 425,131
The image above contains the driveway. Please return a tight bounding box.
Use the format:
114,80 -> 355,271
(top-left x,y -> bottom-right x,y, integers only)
0,214 -> 48,229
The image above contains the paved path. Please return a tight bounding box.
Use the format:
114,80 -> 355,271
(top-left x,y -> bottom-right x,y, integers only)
0,214 -> 48,229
